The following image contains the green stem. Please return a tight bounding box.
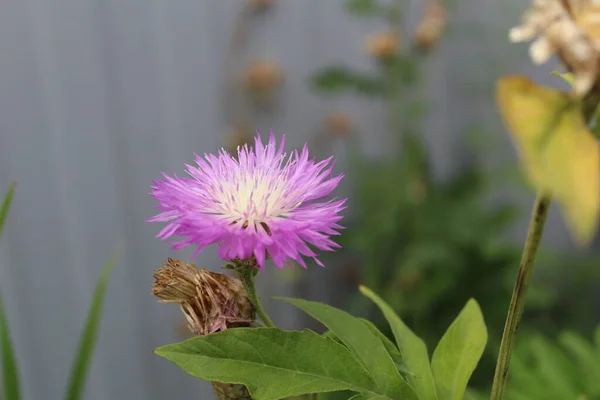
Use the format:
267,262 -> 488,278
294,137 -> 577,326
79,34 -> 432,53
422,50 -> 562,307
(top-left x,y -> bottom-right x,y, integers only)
235,264 -> 276,328
490,192 -> 552,400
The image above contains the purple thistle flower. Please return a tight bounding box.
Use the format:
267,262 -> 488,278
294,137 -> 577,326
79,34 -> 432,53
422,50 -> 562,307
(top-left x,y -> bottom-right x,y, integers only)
148,131 -> 346,270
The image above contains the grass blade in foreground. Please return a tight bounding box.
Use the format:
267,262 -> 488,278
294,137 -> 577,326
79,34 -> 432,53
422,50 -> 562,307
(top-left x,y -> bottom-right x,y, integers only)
0,296 -> 19,400
0,182 -> 20,400
155,328 -> 392,400
64,253 -> 119,400
359,285 -> 438,400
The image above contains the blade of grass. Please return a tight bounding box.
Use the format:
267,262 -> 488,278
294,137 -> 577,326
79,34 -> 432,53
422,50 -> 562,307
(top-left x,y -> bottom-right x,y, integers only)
63,252 -> 119,400
0,182 -> 20,400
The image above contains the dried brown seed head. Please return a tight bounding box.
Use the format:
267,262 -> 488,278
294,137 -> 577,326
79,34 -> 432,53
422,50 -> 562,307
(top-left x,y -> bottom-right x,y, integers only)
153,258 -> 254,335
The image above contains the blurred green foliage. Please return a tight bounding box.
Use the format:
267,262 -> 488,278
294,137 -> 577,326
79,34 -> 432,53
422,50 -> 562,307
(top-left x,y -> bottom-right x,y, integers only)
309,0 -> 600,393
468,327 -> 600,400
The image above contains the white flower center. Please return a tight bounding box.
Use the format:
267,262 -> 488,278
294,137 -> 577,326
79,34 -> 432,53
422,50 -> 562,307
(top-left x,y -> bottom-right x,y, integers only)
210,165 -> 292,228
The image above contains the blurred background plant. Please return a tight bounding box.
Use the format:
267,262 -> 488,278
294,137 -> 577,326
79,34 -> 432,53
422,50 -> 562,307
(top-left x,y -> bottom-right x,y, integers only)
466,326 -> 600,400
304,0 -> 600,392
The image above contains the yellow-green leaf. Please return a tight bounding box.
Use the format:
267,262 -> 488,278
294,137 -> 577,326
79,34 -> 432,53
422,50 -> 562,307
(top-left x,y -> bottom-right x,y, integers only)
551,71 -> 575,88
496,76 -> 600,244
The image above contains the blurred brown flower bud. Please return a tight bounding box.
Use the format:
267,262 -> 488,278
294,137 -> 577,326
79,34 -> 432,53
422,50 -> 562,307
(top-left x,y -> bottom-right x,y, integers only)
510,0 -> 600,96
323,111 -> 353,137
225,125 -> 253,152
153,258 -> 254,336
413,0 -> 447,51
248,0 -> 274,9
365,31 -> 399,60
241,60 -> 284,93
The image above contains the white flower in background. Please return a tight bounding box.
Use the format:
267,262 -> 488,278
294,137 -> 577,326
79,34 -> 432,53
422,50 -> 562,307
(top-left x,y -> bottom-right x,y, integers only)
510,0 -> 600,95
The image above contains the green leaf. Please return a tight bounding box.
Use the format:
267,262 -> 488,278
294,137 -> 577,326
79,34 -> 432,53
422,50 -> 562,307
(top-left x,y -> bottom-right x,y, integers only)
311,68 -> 384,97
0,297 -> 19,400
559,332 -> 600,392
352,76 -> 385,96
322,319 -> 412,376
496,76 -> 600,245
64,254 -> 118,400
551,71 -> 575,87
0,182 -> 20,400
430,299 -> 488,400
155,328 -> 395,400
358,319 -> 412,376
279,298 -> 417,400
359,286 -> 438,400
531,336 -> 580,398
311,67 -> 356,94
0,182 -> 15,241
348,395 -> 380,400
344,0 -> 379,16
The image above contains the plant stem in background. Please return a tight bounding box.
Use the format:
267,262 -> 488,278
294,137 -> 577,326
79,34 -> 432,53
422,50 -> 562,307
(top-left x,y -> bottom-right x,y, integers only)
233,262 -> 276,328
490,192 -> 552,400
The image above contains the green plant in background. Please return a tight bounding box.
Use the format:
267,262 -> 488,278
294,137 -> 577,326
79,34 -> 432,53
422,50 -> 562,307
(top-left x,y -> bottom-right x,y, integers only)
0,183 -> 118,400
466,326 -> 600,400
309,0 -> 600,391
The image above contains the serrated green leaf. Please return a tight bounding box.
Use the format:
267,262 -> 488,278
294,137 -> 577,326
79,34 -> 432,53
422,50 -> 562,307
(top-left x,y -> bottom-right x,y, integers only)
431,299 -> 488,400
0,182 -> 20,400
359,286 -> 438,400
155,328 -> 399,400
64,253 -> 118,400
279,298 -> 417,400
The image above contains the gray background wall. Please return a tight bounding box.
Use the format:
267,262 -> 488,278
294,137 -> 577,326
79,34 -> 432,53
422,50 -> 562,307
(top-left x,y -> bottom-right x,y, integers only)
0,0 -> 579,399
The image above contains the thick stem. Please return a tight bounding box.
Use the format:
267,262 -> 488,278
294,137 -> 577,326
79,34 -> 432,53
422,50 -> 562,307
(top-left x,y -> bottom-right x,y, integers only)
235,264 -> 276,328
490,192 -> 552,400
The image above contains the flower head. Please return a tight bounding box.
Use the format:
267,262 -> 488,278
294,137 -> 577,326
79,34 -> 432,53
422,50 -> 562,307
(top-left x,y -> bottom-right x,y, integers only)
149,132 -> 346,269
510,0 -> 600,95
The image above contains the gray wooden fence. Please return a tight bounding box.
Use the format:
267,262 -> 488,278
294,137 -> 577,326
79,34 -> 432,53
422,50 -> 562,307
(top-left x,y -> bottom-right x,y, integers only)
0,0 -> 575,399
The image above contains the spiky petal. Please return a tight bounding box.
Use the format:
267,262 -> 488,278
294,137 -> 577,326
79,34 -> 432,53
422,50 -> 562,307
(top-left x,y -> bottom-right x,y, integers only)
148,131 -> 346,270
